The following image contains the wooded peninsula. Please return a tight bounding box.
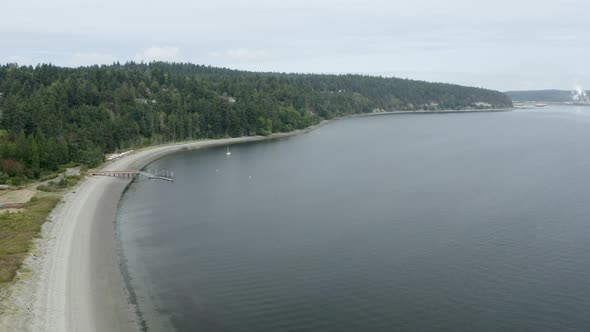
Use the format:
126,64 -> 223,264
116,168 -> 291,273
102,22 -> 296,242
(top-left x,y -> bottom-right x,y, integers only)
0,62 -> 512,184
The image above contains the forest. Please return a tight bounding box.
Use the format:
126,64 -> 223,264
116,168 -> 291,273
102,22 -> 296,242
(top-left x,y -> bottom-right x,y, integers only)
504,90 -> 575,102
0,62 -> 512,184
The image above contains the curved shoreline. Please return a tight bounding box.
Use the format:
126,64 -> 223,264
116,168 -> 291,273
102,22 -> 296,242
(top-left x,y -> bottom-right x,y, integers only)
0,122 -> 327,331
0,108 -> 512,331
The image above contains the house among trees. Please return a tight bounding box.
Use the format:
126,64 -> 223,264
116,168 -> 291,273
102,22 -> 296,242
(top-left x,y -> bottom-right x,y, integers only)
134,98 -> 156,104
474,102 -> 492,108
221,92 -> 237,103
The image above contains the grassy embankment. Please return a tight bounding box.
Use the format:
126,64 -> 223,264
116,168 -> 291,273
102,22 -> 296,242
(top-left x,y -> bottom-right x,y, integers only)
0,175 -> 82,284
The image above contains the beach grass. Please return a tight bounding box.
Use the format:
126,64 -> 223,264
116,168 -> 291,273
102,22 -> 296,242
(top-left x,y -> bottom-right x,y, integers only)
37,175 -> 82,192
0,192 -> 61,283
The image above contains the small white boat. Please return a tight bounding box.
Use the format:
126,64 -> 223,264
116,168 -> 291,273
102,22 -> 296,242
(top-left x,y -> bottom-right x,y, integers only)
226,146 -> 231,156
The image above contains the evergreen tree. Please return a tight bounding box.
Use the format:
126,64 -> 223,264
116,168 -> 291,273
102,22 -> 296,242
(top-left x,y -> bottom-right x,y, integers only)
0,62 -> 512,183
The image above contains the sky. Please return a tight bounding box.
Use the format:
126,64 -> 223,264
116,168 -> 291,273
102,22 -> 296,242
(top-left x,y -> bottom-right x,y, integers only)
1,0 -> 589,91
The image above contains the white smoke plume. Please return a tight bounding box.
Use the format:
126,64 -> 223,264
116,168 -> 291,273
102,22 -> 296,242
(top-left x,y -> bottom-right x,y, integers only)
572,85 -> 589,103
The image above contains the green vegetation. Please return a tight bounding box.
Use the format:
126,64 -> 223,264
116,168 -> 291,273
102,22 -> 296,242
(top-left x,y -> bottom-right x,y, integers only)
0,62 -> 512,183
0,173 -> 79,284
37,175 -> 82,192
0,193 -> 60,283
505,90 -> 575,102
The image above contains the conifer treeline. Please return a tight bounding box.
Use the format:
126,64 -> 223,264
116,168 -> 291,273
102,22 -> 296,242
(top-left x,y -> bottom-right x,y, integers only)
0,62 -> 512,183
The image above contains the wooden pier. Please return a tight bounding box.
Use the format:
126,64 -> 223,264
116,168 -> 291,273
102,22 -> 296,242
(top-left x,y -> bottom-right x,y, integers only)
90,170 -> 174,182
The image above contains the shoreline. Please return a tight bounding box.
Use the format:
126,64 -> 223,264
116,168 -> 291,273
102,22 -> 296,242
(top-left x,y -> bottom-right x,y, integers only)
0,107 -> 512,331
0,120 -> 329,331
355,107 -> 512,117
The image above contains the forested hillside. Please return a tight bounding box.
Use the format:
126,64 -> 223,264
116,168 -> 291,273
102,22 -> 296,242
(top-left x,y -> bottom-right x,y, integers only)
0,62 -> 511,184
505,90 -> 574,102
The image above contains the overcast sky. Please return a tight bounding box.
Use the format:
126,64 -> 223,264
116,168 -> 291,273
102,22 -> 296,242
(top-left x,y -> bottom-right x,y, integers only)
1,0 -> 589,91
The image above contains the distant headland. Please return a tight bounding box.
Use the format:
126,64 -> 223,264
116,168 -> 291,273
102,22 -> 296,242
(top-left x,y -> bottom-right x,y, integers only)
505,87 -> 590,106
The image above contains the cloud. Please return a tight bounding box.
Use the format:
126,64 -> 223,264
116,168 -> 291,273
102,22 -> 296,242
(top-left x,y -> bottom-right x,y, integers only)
134,46 -> 180,62
69,52 -> 117,67
210,48 -> 270,61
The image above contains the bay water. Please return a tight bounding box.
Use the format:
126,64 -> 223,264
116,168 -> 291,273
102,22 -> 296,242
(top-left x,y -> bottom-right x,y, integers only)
117,107 -> 590,331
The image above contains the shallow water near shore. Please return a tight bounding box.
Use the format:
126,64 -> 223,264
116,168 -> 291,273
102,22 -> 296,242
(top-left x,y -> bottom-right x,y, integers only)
117,106 -> 590,331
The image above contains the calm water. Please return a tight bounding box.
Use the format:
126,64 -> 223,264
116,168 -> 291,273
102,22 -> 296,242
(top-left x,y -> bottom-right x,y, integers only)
117,107 -> 590,331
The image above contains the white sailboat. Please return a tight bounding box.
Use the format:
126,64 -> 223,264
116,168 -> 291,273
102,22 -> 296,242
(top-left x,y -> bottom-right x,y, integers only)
226,145 -> 231,156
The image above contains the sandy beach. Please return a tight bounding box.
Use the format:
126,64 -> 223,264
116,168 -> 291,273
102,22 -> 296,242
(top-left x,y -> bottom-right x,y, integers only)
0,109 -> 512,331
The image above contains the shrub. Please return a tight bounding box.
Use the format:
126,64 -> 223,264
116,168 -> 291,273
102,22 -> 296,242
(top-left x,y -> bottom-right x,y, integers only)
38,173 -> 59,182
6,177 -> 25,186
0,172 -> 9,184
0,159 -> 25,178
37,184 -> 56,192
64,175 -> 81,187
38,175 -> 81,192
